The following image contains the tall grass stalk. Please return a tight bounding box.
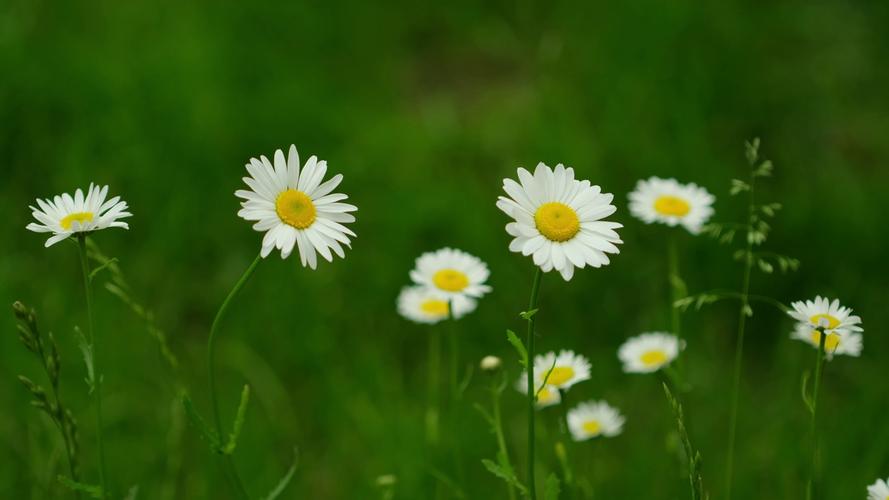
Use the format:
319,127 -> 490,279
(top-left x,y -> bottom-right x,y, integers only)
524,268 -> 543,500
806,330 -> 827,500
426,330 -> 441,445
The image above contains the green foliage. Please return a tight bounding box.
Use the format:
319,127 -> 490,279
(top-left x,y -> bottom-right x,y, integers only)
57,476 -> 102,499
223,385 -> 251,455
663,384 -> 708,500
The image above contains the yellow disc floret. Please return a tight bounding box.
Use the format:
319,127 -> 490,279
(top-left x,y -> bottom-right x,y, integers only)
640,350 -> 668,367
546,366 -> 575,386
653,195 -> 691,217
432,269 -> 470,292
582,420 -> 601,435
275,189 -> 316,229
534,202 -> 580,242
810,330 -> 841,351
420,299 -> 449,317
60,212 -> 94,230
810,313 -> 840,329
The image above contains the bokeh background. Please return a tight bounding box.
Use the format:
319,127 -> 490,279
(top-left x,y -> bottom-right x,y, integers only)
2,1 -> 888,498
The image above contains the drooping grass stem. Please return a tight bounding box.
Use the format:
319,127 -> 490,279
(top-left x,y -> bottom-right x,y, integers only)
806,330 -> 827,500
525,268 -> 543,500
76,235 -> 108,499
207,252 -> 263,500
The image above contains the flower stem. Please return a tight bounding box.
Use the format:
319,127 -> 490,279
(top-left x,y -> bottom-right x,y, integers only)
525,268 -> 543,500
426,330 -> 441,445
207,252 -> 263,500
668,234 -> 682,340
556,389 -> 575,498
806,331 -> 827,500
491,377 -> 517,500
446,303 -> 465,485
76,235 -> 108,499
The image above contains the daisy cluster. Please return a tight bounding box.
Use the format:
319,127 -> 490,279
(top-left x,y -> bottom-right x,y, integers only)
788,296 -> 864,359
397,247 -> 491,324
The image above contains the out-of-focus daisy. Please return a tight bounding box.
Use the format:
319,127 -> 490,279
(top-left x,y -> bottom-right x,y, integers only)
628,177 -> 715,234
791,324 -> 862,360
236,145 -> 357,268
515,374 -> 561,408
496,163 -> 622,281
788,296 -> 863,339
868,477 -> 889,500
567,401 -> 625,441
533,350 -> 591,391
409,248 -> 491,318
26,184 -> 131,247
480,355 -> 502,372
618,332 -> 684,373
396,285 -> 454,324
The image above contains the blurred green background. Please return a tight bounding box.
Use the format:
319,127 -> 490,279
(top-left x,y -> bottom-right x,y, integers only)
2,0 -> 888,498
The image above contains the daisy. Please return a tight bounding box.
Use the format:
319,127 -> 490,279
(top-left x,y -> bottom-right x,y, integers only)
480,355 -> 502,372
396,285 -> 454,324
515,374 -> 561,408
496,162 -> 623,281
627,177 -> 715,234
567,401 -> 625,441
791,324 -> 862,360
868,477 -> 889,500
409,248 -> 491,318
533,350 -> 591,391
788,296 -> 863,341
618,332 -> 684,373
235,145 -> 357,268
26,184 -> 132,247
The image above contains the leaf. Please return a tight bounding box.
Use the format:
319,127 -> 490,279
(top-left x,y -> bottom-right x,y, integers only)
75,327 -> 96,394
506,330 -> 528,367
88,257 -> 119,282
182,394 -> 220,450
757,259 -> 774,274
668,273 -> 687,298
730,179 -> 750,196
223,385 -> 250,455
57,476 -> 103,499
801,371 -> 814,414
544,473 -> 561,500
519,308 -> 539,320
745,138 -> 760,165
754,160 -> 773,177
481,459 -> 527,494
262,449 -> 299,500
742,304 -> 753,317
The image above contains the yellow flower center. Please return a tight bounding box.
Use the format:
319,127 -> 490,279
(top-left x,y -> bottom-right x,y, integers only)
653,195 -> 691,217
546,366 -> 575,386
60,212 -> 94,230
420,299 -> 449,317
537,387 -> 556,404
809,313 -> 840,329
640,350 -> 668,367
275,189 -> 316,229
534,202 -> 580,242
810,330 -> 842,351
432,269 -> 469,292
582,420 -> 601,435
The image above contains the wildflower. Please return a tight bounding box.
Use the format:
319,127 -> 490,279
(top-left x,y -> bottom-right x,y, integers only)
497,162 -> 622,281
790,324 -> 862,359
396,285 -> 452,324
480,355 -> 502,372
567,401 -> 625,441
618,332 -> 684,373
409,248 -> 491,318
628,177 -> 714,234
235,145 -> 357,267
26,184 -> 131,247
515,374 -> 561,409
533,350 -> 591,391
868,477 -> 889,500
788,296 -> 863,339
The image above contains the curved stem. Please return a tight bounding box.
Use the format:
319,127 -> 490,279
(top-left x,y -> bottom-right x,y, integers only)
806,331 -> 826,500
525,268 -> 543,500
207,252 -> 263,500
76,235 -> 108,499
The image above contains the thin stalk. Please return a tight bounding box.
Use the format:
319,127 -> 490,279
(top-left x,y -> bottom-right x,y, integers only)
445,302 -> 465,484
668,234 -> 682,340
724,170 -> 756,500
207,252 -> 263,500
426,330 -> 441,445
76,235 -> 107,499
525,268 -> 543,500
806,331 -> 827,500
556,389 -> 574,497
491,379 -> 517,500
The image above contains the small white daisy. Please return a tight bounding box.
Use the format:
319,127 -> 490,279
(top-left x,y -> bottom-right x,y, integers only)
496,162 -> 623,281
235,145 -> 357,268
788,296 -> 863,339
409,248 -> 491,318
618,332 -> 684,373
515,374 -> 562,409
868,477 -> 889,500
567,401 -> 625,441
627,177 -> 715,234
791,324 -> 862,360
533,350 -> 591,391
396,285 -> 454,324
26,184 -> 132,247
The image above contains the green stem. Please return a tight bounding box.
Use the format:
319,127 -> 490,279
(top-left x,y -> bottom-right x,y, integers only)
806,331 -> 826,500
668,234 -> 682,340
491,379 -> 517,500
207,252 -> 262,500
525,268 -> 543,500
76,235 -> 108,499
446,302 -> 465,485
426,330 -> 441,445
557,389 -> 574,497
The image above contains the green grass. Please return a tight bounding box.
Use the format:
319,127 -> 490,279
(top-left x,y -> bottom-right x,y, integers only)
1,0 -> 888,498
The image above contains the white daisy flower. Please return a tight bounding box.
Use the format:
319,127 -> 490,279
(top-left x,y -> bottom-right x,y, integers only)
533,350 -> 591,391
627,177 -> 715,234
496,162 -> 623,281
868,477 -> 889,500
567,401 -> 625,441
26,184 -> 132,247
396,285 -> 454,324
618,332 -> 685,374
515,374 -> 562,409
791,324 -> 862,360
409,248 -> 491,318
235,145 -> 357,268
788,296 -> 863,339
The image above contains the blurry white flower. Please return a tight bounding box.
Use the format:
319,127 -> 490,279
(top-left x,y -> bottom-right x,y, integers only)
567,401 -> 625,441
618,332 -> 684,373
628,177 -> 714,234
409,248 -> 491,318
480,356 -> 502,371
396,286 -> 452,324
515,374 -> 561,409
791,324 -> 862,360
867,477 -> 889,500
497,162 -> 622,281
533,350 -> 591,391
788,296 -> 863,339
236,145 -> 357,268
27,184 -> 131,247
